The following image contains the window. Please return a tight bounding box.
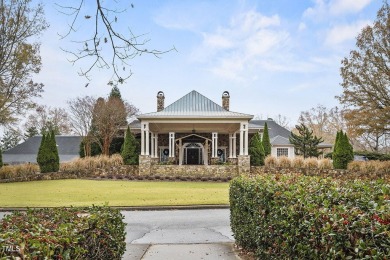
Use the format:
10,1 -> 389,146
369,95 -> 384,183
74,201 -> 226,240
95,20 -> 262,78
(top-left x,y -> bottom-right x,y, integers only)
277,148 -> 289,157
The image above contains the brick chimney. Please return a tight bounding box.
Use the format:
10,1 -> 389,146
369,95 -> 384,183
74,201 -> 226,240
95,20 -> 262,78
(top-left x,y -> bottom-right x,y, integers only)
157,91 -> 165,112
222,91 -> 230,111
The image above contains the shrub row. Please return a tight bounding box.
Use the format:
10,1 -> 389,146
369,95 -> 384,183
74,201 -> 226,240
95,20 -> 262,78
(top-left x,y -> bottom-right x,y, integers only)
0,206 -> 126,259
265,156 -> 333,169
230,175 -> 390,259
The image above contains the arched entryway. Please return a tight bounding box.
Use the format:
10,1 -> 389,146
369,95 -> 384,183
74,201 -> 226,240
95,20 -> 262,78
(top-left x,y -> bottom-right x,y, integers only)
176,134 -> 211,165
183,143 -> 203,165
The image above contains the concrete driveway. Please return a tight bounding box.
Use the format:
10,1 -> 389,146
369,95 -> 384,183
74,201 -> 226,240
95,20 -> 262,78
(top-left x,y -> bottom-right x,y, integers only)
122,208 -> 240,259
1,209 -> 241,260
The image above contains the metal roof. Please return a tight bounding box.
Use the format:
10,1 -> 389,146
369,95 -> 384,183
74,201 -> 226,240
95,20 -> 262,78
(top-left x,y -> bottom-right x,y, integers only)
3,136 -> 82,164
137,90 -> 253,119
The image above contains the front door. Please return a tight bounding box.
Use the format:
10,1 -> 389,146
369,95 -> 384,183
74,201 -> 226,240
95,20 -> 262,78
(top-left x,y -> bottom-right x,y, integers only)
186,148 -> 200,165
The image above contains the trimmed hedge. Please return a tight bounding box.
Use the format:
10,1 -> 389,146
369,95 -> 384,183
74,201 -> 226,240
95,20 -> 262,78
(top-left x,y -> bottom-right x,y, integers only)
0,206 -> 126,259
230,175 -> 390,259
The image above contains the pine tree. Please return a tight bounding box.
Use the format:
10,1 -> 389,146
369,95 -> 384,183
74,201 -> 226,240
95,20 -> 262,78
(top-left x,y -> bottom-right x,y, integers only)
249,132 -> 265,166
109,86 -> 122,101
262,122 -> 271,156
121,127 -> 139,165
37,133 -> 48,172
37,132 -> 60,173
289,123 -> 324,158
0,149 -> 3,168
49,130 -> 60,172
333,131 -> 354,169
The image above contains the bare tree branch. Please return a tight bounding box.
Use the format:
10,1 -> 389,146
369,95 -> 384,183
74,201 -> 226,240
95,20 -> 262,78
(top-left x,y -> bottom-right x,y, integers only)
57,0 -> 176,85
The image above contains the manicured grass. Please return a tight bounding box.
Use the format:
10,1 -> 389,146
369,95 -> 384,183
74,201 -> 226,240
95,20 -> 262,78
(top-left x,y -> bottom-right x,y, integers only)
0,180 -> 229,207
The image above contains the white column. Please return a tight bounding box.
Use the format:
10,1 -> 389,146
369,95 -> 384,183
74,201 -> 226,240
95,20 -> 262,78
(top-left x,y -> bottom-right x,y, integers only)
179,139 -> 183,165
145,124 -> 150,156
154,134 -> 158,158
212,132 -> 218,157
169,132 -> 175,157
244,124 -> 249,156
150,133 -> 155,157
141,122 -> 149,155
229,134 -> 233,158
239,124 -> 244,156
233,132 -> 237,158
239,122 -> 249,155
204,140 -> 208,165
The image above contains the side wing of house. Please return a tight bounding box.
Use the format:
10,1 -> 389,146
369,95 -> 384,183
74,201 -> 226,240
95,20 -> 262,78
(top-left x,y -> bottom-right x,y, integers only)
249,119 -> 295,158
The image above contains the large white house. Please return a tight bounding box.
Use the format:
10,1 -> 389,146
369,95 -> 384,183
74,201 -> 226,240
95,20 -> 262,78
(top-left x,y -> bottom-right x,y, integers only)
129,90 -> 296,169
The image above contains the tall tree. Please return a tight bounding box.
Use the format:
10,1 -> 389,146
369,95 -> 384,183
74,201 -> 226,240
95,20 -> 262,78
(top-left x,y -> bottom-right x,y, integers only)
337,1 -> 390,151
121,127 -> 139,165
333,130 -> 354,169
289,123 -> 324,158
0,0 -> 49,125
262,123 -> 271,157
56,1 -> 175,84
37,131 -> 59,173
90,97 -> 138,155
0,127 -> 21,151
24,126 -> 39,140
249,132 -> 265,166
0,148 -> 3,168
67,95 -> 96,156
24,105 -> 71,135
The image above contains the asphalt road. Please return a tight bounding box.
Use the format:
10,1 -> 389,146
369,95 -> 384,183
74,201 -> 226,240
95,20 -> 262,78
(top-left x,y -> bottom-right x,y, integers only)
1,209 -> 240,260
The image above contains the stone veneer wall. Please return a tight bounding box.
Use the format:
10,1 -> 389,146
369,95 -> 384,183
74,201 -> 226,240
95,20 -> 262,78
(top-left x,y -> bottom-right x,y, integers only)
150,164 -> 239,177
237,155 -> 250,174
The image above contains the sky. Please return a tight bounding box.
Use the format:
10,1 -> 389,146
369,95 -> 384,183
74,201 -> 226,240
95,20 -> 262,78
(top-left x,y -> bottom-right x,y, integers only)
30,0 -> 383,127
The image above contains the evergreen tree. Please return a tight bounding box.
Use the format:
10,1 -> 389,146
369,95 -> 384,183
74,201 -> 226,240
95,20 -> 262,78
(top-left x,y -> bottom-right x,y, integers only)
37,132 -> 60,173
37,133 -> 48,172
289,123 -> 324,158
262,122 -> 271,156
0,149 -> 3,168
121,127 -> 139,165
24,126 -> 39,140
249,132 -> 265,166
109,86 -> 122,101
333,130 -> 354,169
49,130 -> 60,172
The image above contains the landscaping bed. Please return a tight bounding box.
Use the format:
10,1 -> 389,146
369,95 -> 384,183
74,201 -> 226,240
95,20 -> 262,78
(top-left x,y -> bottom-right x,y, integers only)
230,174 -> 390,259
0,206 -> 126,259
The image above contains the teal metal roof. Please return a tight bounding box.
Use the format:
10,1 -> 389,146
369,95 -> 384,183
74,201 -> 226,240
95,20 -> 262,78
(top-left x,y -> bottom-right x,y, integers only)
138,90 -> 253,119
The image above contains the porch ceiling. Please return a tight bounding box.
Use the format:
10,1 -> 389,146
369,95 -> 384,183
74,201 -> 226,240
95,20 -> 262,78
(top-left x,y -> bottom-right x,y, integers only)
149,122 -> 240,134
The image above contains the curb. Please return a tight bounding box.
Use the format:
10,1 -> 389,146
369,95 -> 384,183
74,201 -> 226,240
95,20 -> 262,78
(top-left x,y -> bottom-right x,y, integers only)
0,204 -> 230,212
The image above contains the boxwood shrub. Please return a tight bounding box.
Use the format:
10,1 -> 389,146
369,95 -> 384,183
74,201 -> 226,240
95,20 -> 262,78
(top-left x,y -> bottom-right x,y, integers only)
230,174 -> 390,259
0,206 -> 126,259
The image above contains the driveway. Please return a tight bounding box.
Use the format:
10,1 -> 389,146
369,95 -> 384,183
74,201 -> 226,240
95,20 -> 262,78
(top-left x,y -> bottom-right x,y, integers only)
1,209 -> 240,260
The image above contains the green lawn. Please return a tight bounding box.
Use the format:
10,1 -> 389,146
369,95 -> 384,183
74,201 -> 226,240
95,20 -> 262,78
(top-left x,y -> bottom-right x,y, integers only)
0,180 -> 229,207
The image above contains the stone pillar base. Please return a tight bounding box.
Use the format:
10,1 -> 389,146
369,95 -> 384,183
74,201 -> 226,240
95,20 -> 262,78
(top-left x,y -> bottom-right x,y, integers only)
139,155 -> 151,175
168,157 -> 175,164
210,157 -> 220,165
227,158 -> 238,165
237,155 -> 250,174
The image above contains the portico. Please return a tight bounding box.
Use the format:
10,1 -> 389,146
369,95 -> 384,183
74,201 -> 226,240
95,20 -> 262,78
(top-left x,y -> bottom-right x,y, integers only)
132,90 -> 252,173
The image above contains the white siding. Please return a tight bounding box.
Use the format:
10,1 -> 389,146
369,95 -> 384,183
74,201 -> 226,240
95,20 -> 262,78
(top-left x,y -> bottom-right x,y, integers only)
271,147 -> 295,159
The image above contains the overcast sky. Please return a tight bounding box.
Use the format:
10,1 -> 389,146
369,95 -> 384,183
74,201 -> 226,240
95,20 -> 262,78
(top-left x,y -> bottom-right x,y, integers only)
30,0 -> 382,127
